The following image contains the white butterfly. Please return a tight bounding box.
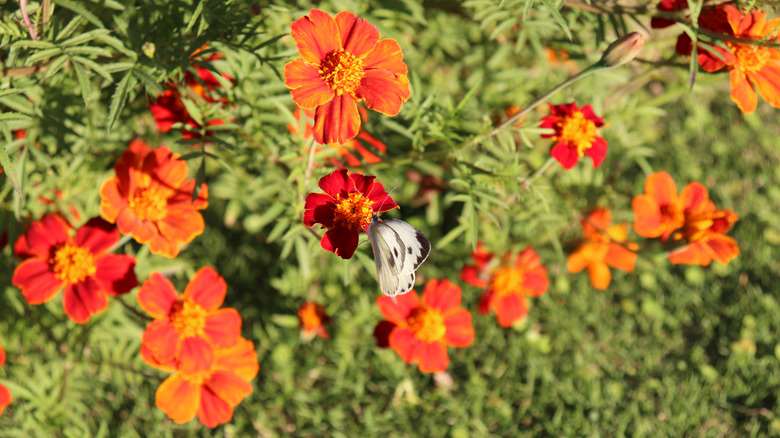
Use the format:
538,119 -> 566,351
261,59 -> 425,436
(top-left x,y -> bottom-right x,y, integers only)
367,214 -> 431,297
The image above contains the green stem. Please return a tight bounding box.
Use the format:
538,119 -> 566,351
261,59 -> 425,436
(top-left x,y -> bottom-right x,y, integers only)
108,233 -> 134,253
521,157 -> 557,189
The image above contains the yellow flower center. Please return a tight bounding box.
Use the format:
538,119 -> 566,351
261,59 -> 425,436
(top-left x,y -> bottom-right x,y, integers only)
179,367 -> 213,384
319,50 -> 365,96
129,187 -> 168,222
50,243 -> 97,284
491,266 -> 524,298
169,299 -> 207,338
559,111 -> 597,156
332,192 -> 374,230
659,203 -> 685,233
406,307 -> 446,343
728,43 -> 771,73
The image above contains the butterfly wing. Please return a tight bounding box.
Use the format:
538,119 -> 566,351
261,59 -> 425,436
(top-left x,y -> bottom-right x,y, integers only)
368,218 -> 431,297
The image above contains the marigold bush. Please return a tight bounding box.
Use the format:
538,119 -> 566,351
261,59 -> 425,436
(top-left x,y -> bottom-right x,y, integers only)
0,1 -> 777,435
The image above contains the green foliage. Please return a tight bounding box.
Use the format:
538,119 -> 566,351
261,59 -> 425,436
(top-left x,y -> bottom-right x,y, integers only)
2,0 -> 780,436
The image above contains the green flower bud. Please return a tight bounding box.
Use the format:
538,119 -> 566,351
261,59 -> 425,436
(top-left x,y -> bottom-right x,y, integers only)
600,32 -> 644,68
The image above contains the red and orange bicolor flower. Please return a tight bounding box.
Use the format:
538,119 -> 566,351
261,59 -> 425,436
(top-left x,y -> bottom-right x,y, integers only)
288,107 -> 387,167
100,139 -> 208,258
12,215 -> 138,323
147,337 -> 258,428
462,245 -> 549,327
633,171 -> 739,265
540,102 -> 608,170
0,345 -> 11,418
138,267 -> 242,375
567,208 -> 638,290
374,279 -> 474,373
303,168 -> 397,259
297,301 -> 331,340
284,9 -> 411,145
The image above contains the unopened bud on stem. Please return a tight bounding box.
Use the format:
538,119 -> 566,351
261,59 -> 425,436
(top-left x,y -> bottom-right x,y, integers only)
599,32 -> 645,68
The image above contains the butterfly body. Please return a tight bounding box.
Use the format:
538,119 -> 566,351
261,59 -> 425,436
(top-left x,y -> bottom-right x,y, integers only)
367,215 -> 431,297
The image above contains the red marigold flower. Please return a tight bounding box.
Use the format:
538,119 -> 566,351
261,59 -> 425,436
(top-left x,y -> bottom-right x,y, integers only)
154,337 -> 258,428
288,107 -> 387,167
462,246 -> 549,327
284,9 -> 411,145
303,168 -> 397,259
633,171 -> 739,265
138,267 -> 242,375
540,102 -> 608,170
99,139 -> 208,258
374,279 -> 474,373
297,301 -> 331,340
11,215 -> 138,324
567,208 -> 638,290
0,345 -> 11,418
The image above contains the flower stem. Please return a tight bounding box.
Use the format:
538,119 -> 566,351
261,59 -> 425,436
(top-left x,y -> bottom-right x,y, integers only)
108,233 -> 134,253
521,157 -> 557,189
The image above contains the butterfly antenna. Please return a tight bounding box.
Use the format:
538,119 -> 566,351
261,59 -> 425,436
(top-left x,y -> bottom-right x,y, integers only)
376,185 -> 397,214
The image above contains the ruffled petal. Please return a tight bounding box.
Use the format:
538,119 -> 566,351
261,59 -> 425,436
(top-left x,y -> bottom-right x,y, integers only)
584,137 -> 608,168
494,293 -> 528,328
749,63 -> 780,109
183,266 -> 226,309
317,168 -> 351,198
19,215 -> 71,259
668,241 -> 712,265
355,70 -> 410,116
141,319 -> 180,362
442,309 -> 474,347
197,386 -> 234,428
140,343 -> 177,372
99,178 -> 127,223
313,94 -> 361,145
12,259 -> 64,304
138,272 -> 179,317
303,193 -> 336,228
178,336 -> 214,375
416,341 -> 449,373
203,308 -> 242,348
551,143 -> 580,170
421,279 -> 461,312
0,383 -> 12,417
704,234 -> 740,265
587,262 -> 612,290
63,277 -> 109,324
604,243 -> 637,273
93,254 -> 137,296
290,9 -> 341,65
680,181 -> 710,215
205,370 -> 254,406
285,58 -> 334,109
460,265 -> 488,288
632,194 -> 663,238
730,69 -> 758,114
321,226 -> 359,259
388,327 -> 423,363
645,171 -> 678,207
74,217 -> 119,256
146,233 -> 180,258
157,206 -> 205,245
376,290 -> 420,323
523,271 -> 550,297
373,320 -> 396,348
362,39 -> 408,75
213,338 -> 259,382
334,11 -> 380,57
155,374 -> 200,424
567,245 -> 592,274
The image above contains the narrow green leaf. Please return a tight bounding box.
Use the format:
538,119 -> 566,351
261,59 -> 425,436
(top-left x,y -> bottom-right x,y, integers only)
55,0 -> 105,28
26,47 -> 62,64
180,97 -> 203,126
185,0 -> 205,35
132,68 -> 163,96
56,15 -> 86,40
11,40 -> 56,50
60,29 -> 110,47
73,59 -> 92,106
71,56 -> 113,82
95,33 -> 136,59
44,55 -> 70,80
106,69 -> 135,133
539,0 -> 572,41
63,46 -> 113,58
0,113 -> 30,122
0,144 -> 22,197
0,89 -> 24,99
192,157 -> 206,202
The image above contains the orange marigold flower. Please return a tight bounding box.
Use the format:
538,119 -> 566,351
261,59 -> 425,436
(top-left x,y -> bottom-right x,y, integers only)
138,267 -> 242,375
288,107 -> 387,167
99,139 -> 208,258
462,245 -> 549,327
303,168 -> 397,259
540,102 -> 608,170
153,337 -> 258,428
567,208 -> 638,290
284,9 -> 411,145
12,215 -> 138,324
374,279 -> 474,373
0,345 -> 11,418
297,301 -> 331,340
633,171 -> 739,265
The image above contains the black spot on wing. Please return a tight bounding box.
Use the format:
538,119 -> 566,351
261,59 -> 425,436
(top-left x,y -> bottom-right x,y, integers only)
407,247 -> 413,254
412,230 -> 431,269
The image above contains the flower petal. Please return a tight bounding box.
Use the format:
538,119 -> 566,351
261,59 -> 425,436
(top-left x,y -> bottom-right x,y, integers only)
421,279 -> 461,312
291,9 -> 341,65
567,244 -> 592,274
63,277 -> 109,324
99,178 -> 127,223
442,309 -> 474,347
313,94 -> 361,145
18,215 -> 70,259
93,254 -> 137,296
388,327 -> 423,363
645,171 -> 678,207
197,386 -> 234,428
214,338 -> 259,382
376,290 -> 420,323
141,319 -> 180,362
205,370 -> 254,406
285,58 -> 334,109
203,308 -> 242,348
551,143 -> 580,170
355,70 -> 410,116
604,243 -> 637,273
632,194 -> 663,238
156,374 -> 200,425
460,265 -> 488,288
730,69 -> 757,114
183,266 -> 226,309
12,259 -> 64,305
749,63 -> 780,109
587,261 -> 611,290
138,273 -> 179,317
157,206 -> 205,245
0,383 -> 12,417
178,336 -> 215,375
416,341 -> 449,373
584,137 -> 608,168
494,293 -> 528,328
334,11 -> 379,57
303,193 -> 336,228
373,320 -> 396,348
321,226 -> 359,259
362,39 -> 408,75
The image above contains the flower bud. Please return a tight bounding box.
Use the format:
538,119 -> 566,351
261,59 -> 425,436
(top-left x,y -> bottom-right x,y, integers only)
599,32 -> 645,68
